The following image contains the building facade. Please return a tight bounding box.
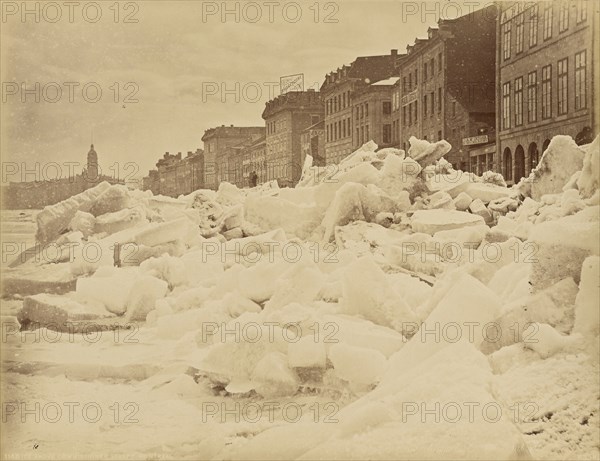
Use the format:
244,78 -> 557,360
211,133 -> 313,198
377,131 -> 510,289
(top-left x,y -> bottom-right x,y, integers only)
151,150 -> 204,197
352,77 -> 398,150
497,0 -> 598,184
300,120 -> 325,167
242,135 -> 267,187
393,6 -> 497,171
201,125 -> 264,190
262,90 -> 323,187
321,51 -> 401,165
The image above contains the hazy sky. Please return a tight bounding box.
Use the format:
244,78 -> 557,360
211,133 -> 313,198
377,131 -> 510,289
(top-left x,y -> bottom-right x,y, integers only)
1,0 -> 494,180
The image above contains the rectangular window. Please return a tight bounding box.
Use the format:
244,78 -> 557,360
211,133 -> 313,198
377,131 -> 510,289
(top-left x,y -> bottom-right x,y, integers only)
403,77 -> 407,92
577,0 -> 587,23
557,58 -> 568,115
365,125 -> 369,142
559,1 -> 569,32
408,103 -> 412,125
527,71 -> 537,123
503,21 -> 511,60
543,3 -> 553,40
365,103 -> 369,117
383,101 -> 392,115
383,124 -> 391,143
515,77 -> 523,126
408,73 -> 412,90
423,62 -> 428,81
502,82 -> 511,129
430,58 -> 434,77
529,4 -> 538,47
430,91 -> 435,115
403,106 -> 407,125
438,130 -> 442,141
415,69 -> 418,85
516,13 -> 524,53
542,64 -> 552,119
575,50 -> 587,109
414,101 -> 418,122
423,95 -> 428,117
438,52 -> 442,72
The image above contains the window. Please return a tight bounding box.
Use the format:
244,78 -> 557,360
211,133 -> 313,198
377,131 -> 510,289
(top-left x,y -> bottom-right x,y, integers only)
423,62 -> 428,81
575,50 -> 587,109
558,1 -> 569,32
360,105 -> 363,119
577,0 -> 587,23
403,77 -> 407,92
516,13 -> 524,53
430,92 -> 434,115
423,95 -> 428,117
403,106 -> 407,126
527,71 -> 537,123
414,69 -> 418,85
437,87 -> 442,112
355,107 -> 359,120
438,52 -> 442,73
503,21 -> 511,60
543,3 -> 553,40
365,125 -> 369,142
515,77 -> 523,126
408,103 -> 412,125
502,82 -> 511,129
342,119 -> 346,138
383,124 -> 391,143
360,127 -> 364,144
557,58 -> 568,115
365,103 -> 369,117
438,130 -> 442,141
542,65 -> 552,119
326,125 -> 330,142
414,101 -> 418,122
430,58 -> 434,77
355,128 -> 359,145
408,73 -> 412,90
529,4 -> 538,47
383,101 -> 392,115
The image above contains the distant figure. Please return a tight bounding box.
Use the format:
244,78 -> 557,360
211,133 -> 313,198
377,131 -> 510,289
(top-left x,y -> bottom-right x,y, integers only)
575,126 -> 593,146
249,171 -> 258,188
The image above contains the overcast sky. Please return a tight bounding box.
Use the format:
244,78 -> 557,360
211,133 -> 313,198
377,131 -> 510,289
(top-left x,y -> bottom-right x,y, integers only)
1,0 -> 494,181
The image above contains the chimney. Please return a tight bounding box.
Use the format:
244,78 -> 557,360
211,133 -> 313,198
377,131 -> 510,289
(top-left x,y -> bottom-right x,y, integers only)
391,49 -> 398,56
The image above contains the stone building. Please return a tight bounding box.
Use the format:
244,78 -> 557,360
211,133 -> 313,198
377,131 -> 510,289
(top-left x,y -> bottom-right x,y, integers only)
201,125 -> 264,190
262,90 -> 323,187
242,136 -> 267,187
1,144 -> 124,209
321,50 -> 400,165
352,77 -> 398,150
393,5 -> 497,171
300,120 -> 325,167
151,149 -> 204,197
497,0 -> 598,184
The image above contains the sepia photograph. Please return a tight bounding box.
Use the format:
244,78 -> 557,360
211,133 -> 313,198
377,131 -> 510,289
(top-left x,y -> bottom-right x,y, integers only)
1,0 -> 599,459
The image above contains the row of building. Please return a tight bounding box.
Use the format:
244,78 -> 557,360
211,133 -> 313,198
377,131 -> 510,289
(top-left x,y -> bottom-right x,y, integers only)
143,1 -> 598,196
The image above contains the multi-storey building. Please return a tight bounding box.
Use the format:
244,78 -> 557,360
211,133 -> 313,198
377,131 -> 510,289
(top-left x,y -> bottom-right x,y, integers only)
242,135 -> 266,187
497,0 -> 598,184
201,125 -> 264,190
262,90 -> 323,187
352,77 -> 398,150
394,6 -> 497,171
321,50 -> 401,165
151,149 -> 204,197
300,120 -> 325,167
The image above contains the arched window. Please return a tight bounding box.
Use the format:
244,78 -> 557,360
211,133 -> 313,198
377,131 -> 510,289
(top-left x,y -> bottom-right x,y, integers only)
542,138 -> 551,153
515,145 -> 525,182
503,147 -> 513,182
528,142 -> 539,171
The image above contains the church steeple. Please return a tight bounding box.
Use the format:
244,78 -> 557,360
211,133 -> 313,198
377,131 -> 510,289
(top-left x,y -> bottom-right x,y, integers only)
87,143 -> 99,180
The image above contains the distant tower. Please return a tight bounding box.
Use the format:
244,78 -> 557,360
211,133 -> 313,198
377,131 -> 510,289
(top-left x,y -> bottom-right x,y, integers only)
87,144 -> 99,180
